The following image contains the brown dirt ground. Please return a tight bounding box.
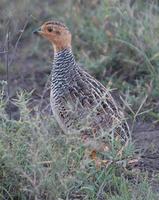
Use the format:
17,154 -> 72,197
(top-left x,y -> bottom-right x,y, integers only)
132,122 -> 159,172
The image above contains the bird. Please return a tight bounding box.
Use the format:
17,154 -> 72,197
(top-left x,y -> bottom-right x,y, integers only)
33,20 -> 130,160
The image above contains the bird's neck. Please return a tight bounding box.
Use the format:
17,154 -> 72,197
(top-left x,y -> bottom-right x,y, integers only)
52,41 -> 72,53
53,48 -> 76,72
51,48 -> 77,95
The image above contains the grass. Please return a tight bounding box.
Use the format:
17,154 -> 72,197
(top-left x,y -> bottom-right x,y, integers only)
0,84 -> 158,200
0,0 -> 159,199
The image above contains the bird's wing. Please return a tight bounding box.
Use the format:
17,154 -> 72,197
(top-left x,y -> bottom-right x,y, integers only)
67,67 -> 130,140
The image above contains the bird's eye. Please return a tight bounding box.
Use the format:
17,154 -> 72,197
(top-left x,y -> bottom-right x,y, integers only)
47,27 -> 53,32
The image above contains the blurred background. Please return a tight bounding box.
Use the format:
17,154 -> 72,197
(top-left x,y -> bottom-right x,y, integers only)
1,1 -> 159,199
0,0 -> 159,123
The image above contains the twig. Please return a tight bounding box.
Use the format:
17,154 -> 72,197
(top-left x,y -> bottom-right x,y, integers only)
9,19 -> 29,66
38,70 -> 51,113
131,94 -> 148,132
4,17 -> 30,120
5,27 -> 11,120
37,160 -> 53,165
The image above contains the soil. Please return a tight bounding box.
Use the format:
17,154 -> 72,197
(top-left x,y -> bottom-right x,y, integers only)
132,122 -> 159,171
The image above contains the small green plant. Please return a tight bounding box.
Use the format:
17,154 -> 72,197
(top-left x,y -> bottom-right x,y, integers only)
0,83 -> 158,199
1,0 -> 159,199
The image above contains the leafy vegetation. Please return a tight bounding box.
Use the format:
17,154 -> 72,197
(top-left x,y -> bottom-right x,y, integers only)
0,0 -> 159,199
0,84 -> 158,199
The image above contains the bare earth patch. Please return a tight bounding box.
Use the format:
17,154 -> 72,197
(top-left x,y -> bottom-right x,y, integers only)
133,122 -> 159,172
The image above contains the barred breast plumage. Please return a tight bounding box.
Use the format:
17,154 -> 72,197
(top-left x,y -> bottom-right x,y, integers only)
33,20 -> 130,146
50,48 -> 129,142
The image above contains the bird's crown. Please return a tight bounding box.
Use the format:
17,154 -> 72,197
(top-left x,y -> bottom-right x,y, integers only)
33,20 -> 71,52
44,20 -> 69,30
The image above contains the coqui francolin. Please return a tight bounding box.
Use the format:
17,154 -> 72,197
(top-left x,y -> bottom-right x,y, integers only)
33,20 -> 130,160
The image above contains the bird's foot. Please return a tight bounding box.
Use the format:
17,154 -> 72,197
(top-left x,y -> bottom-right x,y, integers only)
90,150 -> 112,168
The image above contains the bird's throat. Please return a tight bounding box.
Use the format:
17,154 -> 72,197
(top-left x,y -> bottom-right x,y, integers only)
52,41 -> 72,53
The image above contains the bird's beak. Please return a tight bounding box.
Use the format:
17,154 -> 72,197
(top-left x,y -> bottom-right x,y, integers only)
33,27 -> 42,35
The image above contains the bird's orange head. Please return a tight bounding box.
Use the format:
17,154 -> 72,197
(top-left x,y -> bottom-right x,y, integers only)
33,21 -> 72,52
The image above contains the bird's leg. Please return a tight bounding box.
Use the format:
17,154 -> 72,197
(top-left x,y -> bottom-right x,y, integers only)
90,128 -> 111,167
115,135 -> 139,166
81,130 -> 111,168
90,150 -> 103,168
90,144 -> 111,168
90,149 -> 97,160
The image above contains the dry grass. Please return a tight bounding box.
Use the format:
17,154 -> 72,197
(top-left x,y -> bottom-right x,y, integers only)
0,0 -> 159,199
